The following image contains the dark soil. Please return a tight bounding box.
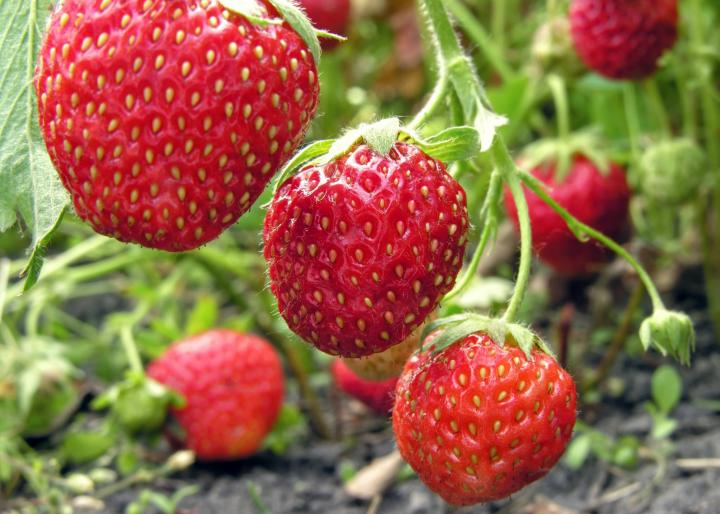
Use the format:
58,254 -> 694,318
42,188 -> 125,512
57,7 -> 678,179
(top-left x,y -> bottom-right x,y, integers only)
101,267 -> 720,514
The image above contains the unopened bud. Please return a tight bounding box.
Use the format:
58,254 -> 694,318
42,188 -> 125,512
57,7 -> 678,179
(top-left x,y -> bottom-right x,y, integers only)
640,139 -> 707,204
639,310 -> 695,366
167,450 -> 195,471
65,473 -> 94,494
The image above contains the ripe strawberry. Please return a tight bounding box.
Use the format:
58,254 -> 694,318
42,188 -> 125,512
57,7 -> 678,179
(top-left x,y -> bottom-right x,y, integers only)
503,156 -> 631,276
344,310 -> 436,381
36,0 -> 319,251
147,329 -> 284,460
298,0 -> 351,50
569,0 -> 678,80
331,359 -> 397,415
393,332 -> 577,506
263,143 -> 469,358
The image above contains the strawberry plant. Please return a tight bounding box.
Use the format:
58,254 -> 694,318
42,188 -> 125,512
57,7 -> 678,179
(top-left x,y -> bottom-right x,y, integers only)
0,0 -> 718,512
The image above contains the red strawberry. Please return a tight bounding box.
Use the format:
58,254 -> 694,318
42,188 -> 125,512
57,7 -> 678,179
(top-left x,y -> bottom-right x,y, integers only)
331,359 -> 397,415
36,0 -> 319,251
298,0 -> 351,50
263,143 -> 469,358
569,0 -> 678,80
393,333 -> 577,506
147,329 -> 284,460
503,155 -> 631,276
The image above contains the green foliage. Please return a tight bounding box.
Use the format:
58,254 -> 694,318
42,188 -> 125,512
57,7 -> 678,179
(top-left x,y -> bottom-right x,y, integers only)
262,404 -> 308,455
0,0 -> 68,284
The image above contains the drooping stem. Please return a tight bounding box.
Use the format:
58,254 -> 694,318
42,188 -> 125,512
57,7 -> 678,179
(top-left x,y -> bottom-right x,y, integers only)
623,82 -> 643,161
443,0 -> 515,83
444,170 -> 503,302
408,71 -> 450,130
498,148 -> 533,323
548,74 -> 570,141
643,79 -> 672,138
120,326 -> 144,375
519,171 -> 666,312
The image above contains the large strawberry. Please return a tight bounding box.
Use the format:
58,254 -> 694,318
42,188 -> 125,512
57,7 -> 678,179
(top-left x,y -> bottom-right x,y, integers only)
504,155 -> 631,276
569,0 -> 678,80
263,142 -> 469,358
298,0 -> 351,50
36,0 -> 319,251
147,329 -> 284,460
393,332 -> 577,506
331,359 -> 397,415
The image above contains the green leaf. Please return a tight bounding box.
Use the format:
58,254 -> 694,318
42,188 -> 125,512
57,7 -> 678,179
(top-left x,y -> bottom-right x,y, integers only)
401,126 -> 481,163
271,139 -> 335,194
651,365 -> 683,414
185,296 -> 219,336
0,0 -> 69,275
267,0 -> 322,64
61,432 -> 115,465
564,433 -> 592,469
262,404 -> 307,455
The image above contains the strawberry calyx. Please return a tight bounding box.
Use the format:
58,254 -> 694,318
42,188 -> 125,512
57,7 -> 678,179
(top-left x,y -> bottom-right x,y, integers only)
420,313 -> 555,360
271,118 -> 482,192
520,130 -> 612,183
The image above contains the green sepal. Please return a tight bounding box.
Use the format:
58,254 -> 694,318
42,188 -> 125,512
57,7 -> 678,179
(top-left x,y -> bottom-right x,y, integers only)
270,139 -> 335,195
315,29 -> 347,44
267,0 -> 322,64
520,130 -> 610,182
419,313 -> 554,360
400,126 -> 482,163
639,309 -> 696,366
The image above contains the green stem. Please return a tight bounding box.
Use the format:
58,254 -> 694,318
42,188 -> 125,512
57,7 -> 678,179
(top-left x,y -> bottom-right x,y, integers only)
643,79 -> 672,138
444,0 -> 515,82
548,74 -> 570,141
444,170 -> 502,302
420,0 -> 466,65
120,326 -> 144,375
519,171 -> 666,312
491,0 -> 507,58
497,147 -> 533,323
408,72 -> 450,130
623,82 -> 643,161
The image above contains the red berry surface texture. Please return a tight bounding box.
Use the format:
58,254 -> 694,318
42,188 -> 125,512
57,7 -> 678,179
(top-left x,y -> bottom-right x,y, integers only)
393,333 -> 577,506
148,329 -> 284,461
570,0 -> 678,80
36,0 -> 319,251
331,359 -> 398,415
504,156 -> 631,276
298,0 -> 351,50
264,143 -> 469,358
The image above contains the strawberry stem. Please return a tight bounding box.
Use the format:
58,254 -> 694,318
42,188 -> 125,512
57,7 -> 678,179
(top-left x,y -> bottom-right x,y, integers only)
623,83 -> 643,162
642,79 -> 672,138
496,146 -> 533,323
519,170 -> 666,313
547,74 -> 573,180
120,326 -> 144,375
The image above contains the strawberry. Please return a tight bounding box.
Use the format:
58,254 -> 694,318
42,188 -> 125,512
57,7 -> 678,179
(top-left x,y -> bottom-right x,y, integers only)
298,0 -> 351,50
263,142 -> 469,358
393,332 -> 577,506
344,310 -> 436,381
36,0 -> 319,251
331,359 -> 397,415
147,329 -> 284,460
503,156 -> 631,276
569,0 -> 678,80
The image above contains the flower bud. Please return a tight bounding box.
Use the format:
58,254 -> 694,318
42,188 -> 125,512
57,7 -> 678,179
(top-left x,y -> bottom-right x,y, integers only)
64,473 -> 94,494
167,450 -> 195,471
639,310 -> 695,366
639,139 -> 707,204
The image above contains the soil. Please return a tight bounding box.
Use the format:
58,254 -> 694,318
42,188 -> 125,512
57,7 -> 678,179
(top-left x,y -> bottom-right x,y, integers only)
98,265 -> 720,514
